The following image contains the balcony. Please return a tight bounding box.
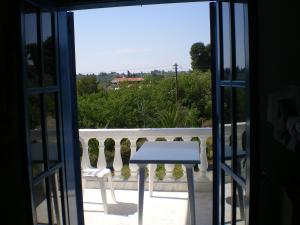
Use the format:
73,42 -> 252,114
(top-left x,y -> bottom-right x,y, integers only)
79,127 -> 213,225
79,125 -> 245,225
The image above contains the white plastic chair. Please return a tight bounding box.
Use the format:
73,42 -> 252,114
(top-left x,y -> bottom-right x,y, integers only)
80,138 -> 116,214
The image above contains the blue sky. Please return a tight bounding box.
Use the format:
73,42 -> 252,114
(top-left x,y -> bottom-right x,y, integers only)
74,2 -> 210,74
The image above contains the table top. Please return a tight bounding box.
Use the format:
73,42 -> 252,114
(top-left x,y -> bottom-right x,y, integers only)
130,141 -> 200,164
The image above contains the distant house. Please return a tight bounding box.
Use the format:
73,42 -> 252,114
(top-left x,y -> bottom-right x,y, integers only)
111,77 -> 144,89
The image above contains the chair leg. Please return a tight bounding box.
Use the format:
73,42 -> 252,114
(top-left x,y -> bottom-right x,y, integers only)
107,173 -> 116,202
99,177 -> 108,214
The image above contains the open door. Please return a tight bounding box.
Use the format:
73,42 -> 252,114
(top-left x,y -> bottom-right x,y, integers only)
211,1 -> 250,225
22,1 -> 83,225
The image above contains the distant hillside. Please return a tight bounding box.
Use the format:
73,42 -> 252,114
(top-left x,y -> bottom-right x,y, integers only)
76,70 -> 191,82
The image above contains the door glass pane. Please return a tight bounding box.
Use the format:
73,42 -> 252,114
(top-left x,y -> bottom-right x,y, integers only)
34,180 -> 50,224
234,3 -> 247,80
45,94 -> 59,166
222,87 -> 232,168
235,88 -> 247,179
236,184 -> 246,225
222,2 -> 231,80
42,12 -> 56,86
29,95 -> 45,177
24,5 -> 40,88
50,172 -> 63,225
224,173 -> 232,225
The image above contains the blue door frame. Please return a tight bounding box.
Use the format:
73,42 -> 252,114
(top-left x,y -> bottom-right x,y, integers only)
210,1 -> 251,225
21,1 -> 83,225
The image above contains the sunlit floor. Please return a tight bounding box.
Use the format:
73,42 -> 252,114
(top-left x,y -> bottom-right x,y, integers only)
83,189 -> 213,225
34,180 -> 244,225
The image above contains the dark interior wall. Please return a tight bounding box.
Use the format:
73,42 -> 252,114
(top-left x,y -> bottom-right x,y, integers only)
0,1 -> 33,225
252,1 -> 300,225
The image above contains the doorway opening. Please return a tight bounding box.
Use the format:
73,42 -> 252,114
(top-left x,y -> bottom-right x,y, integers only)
22,1 -> 250,225
73,2 -> 214,225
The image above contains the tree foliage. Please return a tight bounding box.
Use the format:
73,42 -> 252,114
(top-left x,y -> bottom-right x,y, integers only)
77,71 -> 211,129
190,42 -> 211,71
77,75 -> 98,96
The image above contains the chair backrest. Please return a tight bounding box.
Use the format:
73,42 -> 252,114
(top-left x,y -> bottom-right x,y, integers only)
79,137 -> 92,170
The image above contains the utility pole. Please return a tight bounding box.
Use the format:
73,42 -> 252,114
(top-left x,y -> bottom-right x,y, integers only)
174,63 -> 179,103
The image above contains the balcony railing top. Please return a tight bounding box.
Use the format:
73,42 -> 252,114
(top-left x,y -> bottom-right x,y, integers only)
79,127 -> 212,140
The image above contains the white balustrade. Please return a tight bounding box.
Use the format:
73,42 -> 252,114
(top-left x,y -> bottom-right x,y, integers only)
79,128 -> 212,182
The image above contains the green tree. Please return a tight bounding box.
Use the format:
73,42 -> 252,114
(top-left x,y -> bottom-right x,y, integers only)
77,75 -> 98,96
153,105 -> 186,128
190,42 -> 211,71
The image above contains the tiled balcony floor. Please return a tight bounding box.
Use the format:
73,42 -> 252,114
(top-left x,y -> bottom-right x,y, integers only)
83,189 -> 212,225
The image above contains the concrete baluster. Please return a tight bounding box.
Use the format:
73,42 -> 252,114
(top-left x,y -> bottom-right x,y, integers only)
199,137 -> 208,180
129,138 -> 138,179
80,138 -> 90,190
96,138 -> 106,169
80,138 -> 90,169
147,137 -> 156,142
113,138 -> 123,179
164,137 -> 175,180
181,136 -> 192,179
182,136 -> 192,142
147,137 -> 156,193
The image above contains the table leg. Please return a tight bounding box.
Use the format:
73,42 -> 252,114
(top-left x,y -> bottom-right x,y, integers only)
185,164 -> 196,225
138,164 -> 146,225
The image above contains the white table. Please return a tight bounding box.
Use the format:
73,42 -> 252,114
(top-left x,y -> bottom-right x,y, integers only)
130,141 -> 200,225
